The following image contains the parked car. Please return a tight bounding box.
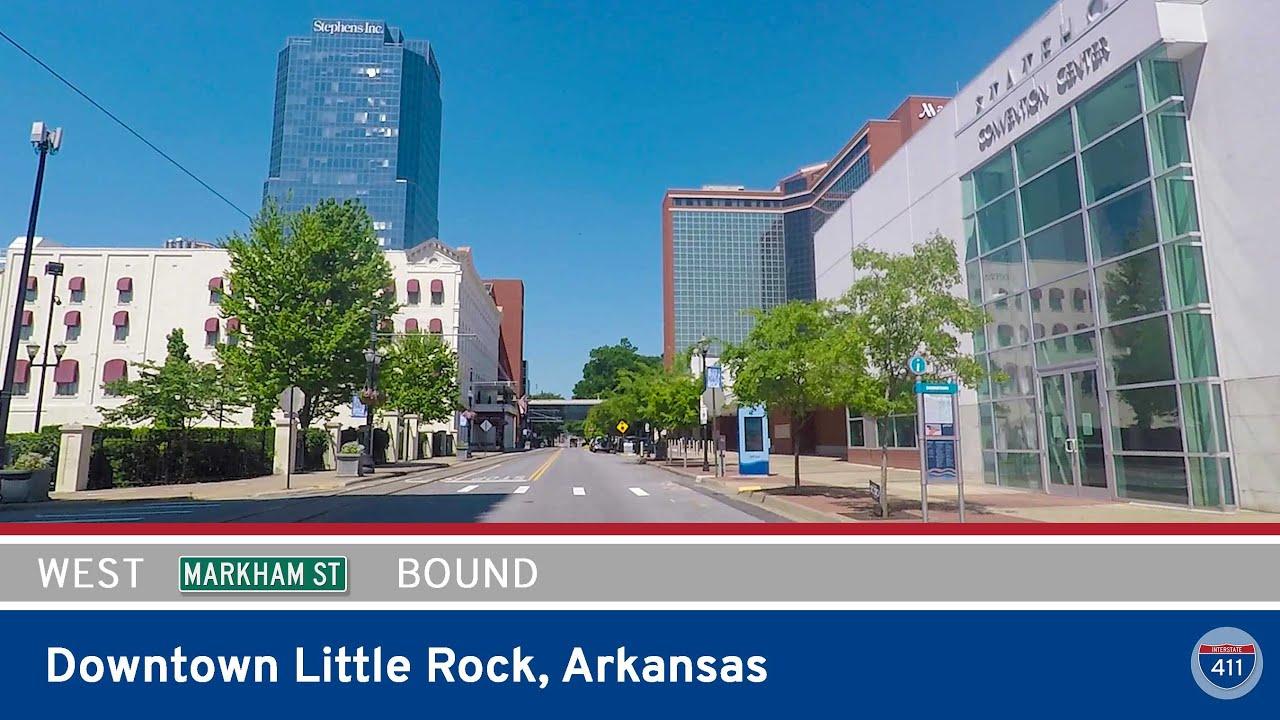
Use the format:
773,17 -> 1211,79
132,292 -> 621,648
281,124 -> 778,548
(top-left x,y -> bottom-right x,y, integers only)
589,438 -> 613,453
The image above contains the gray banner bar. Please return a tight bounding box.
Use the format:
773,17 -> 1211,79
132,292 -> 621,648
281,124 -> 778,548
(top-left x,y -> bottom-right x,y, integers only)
4,543 -> 1276,602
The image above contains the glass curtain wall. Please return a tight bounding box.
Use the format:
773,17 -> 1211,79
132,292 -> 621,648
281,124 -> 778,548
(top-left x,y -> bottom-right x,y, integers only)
961,54 -> 1232,507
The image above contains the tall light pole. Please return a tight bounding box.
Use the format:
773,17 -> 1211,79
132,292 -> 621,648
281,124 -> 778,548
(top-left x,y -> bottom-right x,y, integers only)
30,261 -> 64,430
361,311 -> 383,473
694,335 -> 711,472
0,122 -> 62,463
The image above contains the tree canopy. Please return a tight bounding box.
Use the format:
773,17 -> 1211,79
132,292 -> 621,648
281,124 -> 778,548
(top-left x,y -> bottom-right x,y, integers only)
99,328 -> 240,430
572,338 -> 662,399
381,333 -> 458,424
218,199 -> 397,429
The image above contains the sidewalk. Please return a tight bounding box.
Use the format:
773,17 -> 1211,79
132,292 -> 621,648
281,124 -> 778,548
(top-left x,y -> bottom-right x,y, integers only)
654,450 -> 1277,523
34,453 -> 504,504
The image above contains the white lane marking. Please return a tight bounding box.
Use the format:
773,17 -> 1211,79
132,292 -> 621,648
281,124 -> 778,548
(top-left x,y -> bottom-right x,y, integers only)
513,485 -> 530,495
456,485 -> 479,493
443,475 -> 527,484
629,487 -> 649,497
572,486 -> 586,496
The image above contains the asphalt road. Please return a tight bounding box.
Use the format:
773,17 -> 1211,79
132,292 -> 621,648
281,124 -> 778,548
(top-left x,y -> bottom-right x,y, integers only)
0,448 -> 786,524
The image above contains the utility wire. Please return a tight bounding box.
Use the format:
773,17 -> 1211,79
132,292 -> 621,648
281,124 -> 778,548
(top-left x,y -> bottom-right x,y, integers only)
0,28 -> 253,220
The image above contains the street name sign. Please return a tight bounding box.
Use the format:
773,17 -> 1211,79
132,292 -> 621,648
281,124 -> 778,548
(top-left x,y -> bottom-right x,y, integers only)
179,556 -> 347,593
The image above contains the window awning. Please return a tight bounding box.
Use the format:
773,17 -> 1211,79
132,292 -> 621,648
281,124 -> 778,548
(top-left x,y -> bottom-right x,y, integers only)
208,277 -> 224,291
405,318 -> 419,333
53,358 -> 78,384
102,358 -> 127,384
204,317 -> 220,332
64,311 -> 81,327
116,277 -> 133,292
430,279 -> 444,293
13,359 -> 29,384
20,310 -> 32,327
113,310 -> 129,327
226,317 -> 240,333
25,276 -> 37,291
406,279 -> 421,293
68,276 -> 85,292
428,318 -> 443,333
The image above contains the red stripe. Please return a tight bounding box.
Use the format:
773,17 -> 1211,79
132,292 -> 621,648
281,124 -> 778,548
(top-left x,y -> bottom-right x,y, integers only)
1200,644 -> 1254,654
1,523 -> 1280,536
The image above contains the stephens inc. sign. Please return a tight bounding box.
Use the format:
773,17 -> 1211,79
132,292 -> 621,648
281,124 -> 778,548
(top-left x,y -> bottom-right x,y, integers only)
313,19 -> 384,35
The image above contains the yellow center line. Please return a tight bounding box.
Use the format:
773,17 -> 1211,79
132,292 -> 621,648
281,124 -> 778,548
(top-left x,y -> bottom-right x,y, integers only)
528,449 -> 562,482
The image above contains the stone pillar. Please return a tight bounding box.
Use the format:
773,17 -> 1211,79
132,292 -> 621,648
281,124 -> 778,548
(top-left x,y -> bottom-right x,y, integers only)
54,423 -> 96,493
385,410 -> 404,462
323,421 -> 342,470
404,414 -> 421,460
273,417 -> 298,476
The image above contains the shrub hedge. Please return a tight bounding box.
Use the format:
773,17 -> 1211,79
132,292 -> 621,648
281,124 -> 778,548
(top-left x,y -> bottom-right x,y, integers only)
6,425 -> 62,470
87,427 -> 274,489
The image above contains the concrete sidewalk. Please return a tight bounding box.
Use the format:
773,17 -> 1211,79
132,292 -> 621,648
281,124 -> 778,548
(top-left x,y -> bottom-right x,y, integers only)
34,453 -> 506,504
653,451 -> 1276,523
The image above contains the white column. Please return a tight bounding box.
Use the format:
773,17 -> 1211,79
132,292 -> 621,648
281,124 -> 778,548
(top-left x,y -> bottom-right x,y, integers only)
54,423 -> 95,493
273,417 -> 298,476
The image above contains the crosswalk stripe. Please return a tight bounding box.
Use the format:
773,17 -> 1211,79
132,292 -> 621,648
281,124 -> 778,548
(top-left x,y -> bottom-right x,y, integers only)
514,485 -> 530,495
629,487 -> 649,497
572,486 -> 586,496
457,485 -> 479,493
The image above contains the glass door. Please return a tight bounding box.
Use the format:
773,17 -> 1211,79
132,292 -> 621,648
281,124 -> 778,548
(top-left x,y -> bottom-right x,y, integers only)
1039,367 -> 1111,497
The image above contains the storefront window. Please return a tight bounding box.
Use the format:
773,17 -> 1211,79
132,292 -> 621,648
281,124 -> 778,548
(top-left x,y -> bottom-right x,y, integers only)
1020,159 -> 1081,233
988,344 -> 1035,397
1114,455 -> 1187,504
1189,457 -> 1228,508
985,294 -> 1028,349
1095,248 -> 1166,324
1082,120 -> 1148,203
1165,240 -> 1210,308
1016,111 -> 1075,180
1102,315 -> 1175,387
1089,185 -> 1158,260
993,398 -> 1039,450
847,415 -> 866,447
979,401 -> 995,449
1025,214 -> 1087,286
1155,169 -> 1200,238
1182,383 -> 1228,454
1173,311 -> 1219,378
977,194 -> 1020,253
1076,65 -> 1141,145
1109,385 -> 1183,452
1035,330 -> 1097,367
979,242 -> 1025,302
983,451 -> 998,485
1032,272 -> 1093,334
973,152 -> 1015,206
997,452 -> 1042,489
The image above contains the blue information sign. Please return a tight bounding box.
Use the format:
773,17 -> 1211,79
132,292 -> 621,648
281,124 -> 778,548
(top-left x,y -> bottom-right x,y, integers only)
908,354 -> 928,375
925,439 -> 957,483
706,366 -> 723,389
351,394 -> 367,419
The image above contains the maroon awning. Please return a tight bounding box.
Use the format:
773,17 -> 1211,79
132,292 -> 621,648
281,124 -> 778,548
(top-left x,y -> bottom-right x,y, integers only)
116,277 -> 133,292
53,358 -> 78,384
406,279 -> 421,294
68,276 -> 85,292
25,276 -> 36,291
226,317 -> 240,333
13,359 -> 29,384
20,310 -> 32,327
405,318 -> 419,333
428,318 -> 443,333
204,317 -> 220,332
113,310 -> 129,327
102,358 -> 127,384
208,276 -> 224,291
63,310 -> 81,327
430,279 -> 444,293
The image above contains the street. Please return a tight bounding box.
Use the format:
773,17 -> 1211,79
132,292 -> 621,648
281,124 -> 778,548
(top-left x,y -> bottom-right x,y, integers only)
0,448 -> 786,524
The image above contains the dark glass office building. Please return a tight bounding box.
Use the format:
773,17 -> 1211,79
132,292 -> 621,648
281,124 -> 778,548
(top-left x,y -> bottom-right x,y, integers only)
264,19 -> 442,250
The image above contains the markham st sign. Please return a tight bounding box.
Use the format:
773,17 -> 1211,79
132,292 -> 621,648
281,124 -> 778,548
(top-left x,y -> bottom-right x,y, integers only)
313,19 -> 385,35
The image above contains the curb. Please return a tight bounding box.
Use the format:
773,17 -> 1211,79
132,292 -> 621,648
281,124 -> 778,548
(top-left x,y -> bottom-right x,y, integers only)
652,462 -> 851,524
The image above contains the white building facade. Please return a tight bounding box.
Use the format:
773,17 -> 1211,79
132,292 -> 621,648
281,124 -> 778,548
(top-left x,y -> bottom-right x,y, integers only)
815,0 -> 1280,511
0,237 -> 512,452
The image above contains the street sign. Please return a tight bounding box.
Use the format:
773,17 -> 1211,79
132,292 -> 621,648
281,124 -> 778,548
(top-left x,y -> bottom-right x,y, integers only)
699,406 -> 708,424
480,419 -> 494,432
351,394 -> 366,419
616,420 -> 629,434
278,386 -> 305,417
706,365 -> 723,389
908,354 -> 929,376
914,380 -> 958,394
869,480 -> 882,503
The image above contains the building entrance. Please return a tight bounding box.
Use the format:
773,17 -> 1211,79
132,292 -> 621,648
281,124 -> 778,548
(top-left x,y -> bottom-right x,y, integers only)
1040,366 -> 1110,498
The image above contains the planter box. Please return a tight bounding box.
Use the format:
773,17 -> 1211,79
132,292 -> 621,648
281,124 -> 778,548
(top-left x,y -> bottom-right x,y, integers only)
0,468 -> 52,503
335,454 -> 364,478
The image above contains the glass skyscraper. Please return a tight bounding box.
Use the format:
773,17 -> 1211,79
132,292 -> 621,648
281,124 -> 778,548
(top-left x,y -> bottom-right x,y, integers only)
264,19 -> 442,250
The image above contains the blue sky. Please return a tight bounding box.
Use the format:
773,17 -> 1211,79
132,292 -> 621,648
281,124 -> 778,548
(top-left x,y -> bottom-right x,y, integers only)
0,0 -> 1046,395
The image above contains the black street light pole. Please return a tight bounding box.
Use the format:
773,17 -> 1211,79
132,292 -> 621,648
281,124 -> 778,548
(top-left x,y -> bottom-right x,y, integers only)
0,122 -> 62,464
695,335 -> 710,472
362,311 -> 382,473
30,261 -> 64,431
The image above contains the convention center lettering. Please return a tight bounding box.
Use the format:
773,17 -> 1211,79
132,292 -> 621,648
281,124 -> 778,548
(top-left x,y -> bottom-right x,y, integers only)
46,646 -> 768,687
977,36 -> 1111,152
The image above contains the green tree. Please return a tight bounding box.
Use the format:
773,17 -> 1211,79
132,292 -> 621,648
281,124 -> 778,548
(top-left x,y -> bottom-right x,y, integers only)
572,338 -> 661,399
634,369 -> 701,437
529,391 -> 564,400
381,333 -> 459,423
99,328 -> 239,429
833,233 -> 987,517
721,301 -> 860,485
218,199 -> 397,432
